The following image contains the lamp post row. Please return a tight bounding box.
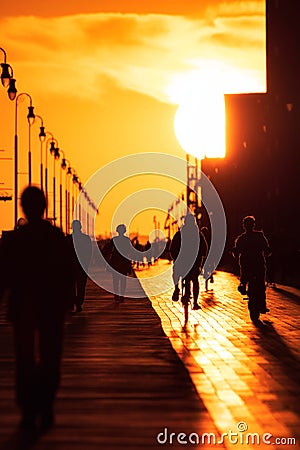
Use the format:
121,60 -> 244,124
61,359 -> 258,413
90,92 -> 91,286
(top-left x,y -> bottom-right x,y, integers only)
1,46 -> 98,234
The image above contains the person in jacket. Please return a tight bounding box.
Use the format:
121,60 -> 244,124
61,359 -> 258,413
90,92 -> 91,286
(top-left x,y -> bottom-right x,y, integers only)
67,220 -> 92,312
233,215 -> 271,313
107,224 -> 133,302
0,186 -> 73,431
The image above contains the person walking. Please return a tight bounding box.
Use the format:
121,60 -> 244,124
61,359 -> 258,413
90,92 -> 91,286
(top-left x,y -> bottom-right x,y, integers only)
107,224 -> 133,302
201,226 -> 215,291
0,186 -> 73,431
67,220 -> 92,313
170,214 -> 207,310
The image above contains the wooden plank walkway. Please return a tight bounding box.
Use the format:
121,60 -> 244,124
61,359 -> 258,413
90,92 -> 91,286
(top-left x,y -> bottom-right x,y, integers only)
0,265 -> 222,450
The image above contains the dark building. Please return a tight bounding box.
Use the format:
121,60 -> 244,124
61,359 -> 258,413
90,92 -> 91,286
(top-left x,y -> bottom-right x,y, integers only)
202,0 -> 300,286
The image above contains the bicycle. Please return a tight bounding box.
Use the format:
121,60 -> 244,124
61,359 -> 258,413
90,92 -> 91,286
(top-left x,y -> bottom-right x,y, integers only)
240,275 -> 268,323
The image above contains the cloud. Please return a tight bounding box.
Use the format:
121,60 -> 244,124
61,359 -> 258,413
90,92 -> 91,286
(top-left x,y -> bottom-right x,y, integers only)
0,2 -> 265,104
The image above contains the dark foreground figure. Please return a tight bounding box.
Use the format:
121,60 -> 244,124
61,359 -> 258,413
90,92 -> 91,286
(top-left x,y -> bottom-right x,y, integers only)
0,186 -> 72,431
233,215 -> 271,321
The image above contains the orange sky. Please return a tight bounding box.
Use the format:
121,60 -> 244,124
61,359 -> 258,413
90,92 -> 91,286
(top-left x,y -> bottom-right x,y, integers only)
0,0 -> 266,238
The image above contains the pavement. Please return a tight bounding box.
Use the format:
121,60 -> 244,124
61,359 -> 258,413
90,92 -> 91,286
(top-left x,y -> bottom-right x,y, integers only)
0,259 -> 299,449
137,260 -> 300,449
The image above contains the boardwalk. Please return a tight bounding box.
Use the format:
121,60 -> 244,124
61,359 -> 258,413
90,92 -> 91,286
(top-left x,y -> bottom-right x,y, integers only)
0,265 -> 220,450
0,260 -> 299,449
137,260 -> 300,449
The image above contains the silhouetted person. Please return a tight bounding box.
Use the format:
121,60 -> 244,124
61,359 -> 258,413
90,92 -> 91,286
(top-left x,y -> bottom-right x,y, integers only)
170,214 -> 207,310
201,226 -> 215,290
131,236 -> 144,268
0,186 -> 73,431
144,240 -> 152,267
67,220 -> 92,313
107,224 -> 133,302
165,237 -> 172,262
233,215 -> 271,312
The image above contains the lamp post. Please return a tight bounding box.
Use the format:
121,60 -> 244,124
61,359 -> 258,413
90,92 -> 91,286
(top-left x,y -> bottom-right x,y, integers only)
186,154 -> 202,223
61,158 -> 71,234
86,194 -> 91,236
34,115 -> 46,190
14,92 -> 35,224
50,144 -> 60,226
1,47 -> 12,87
45,135 -> 57,218
1,47 -> 17,100
72,172 -> 78,222
66,166 -> 73,233
59,149 -> 67,232
76,178 -> 82,223
85,196 -> 97,237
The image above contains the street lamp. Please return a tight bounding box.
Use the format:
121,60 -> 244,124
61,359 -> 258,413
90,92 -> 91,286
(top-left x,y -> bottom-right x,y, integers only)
83,194 -> 97,237
34,115 -> 46,190
44,133 -> 57,216
61,157 -> 71,234
0,47 -> 17,100
14,92 -> 35,224
72,171 -> 78,223
76,178 -> 83,223
0,47 -> 12,87
58,149 -> 67,232
85,193 -> 91,236
7,78 -> 17,100
50,144 -> 60,226
66,165 -> 73,233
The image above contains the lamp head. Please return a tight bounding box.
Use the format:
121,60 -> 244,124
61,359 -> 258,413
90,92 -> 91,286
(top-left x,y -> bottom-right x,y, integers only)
54,148 -> 60,160
7,78 -> 17,100
1,63 -> 12,88
67,167 -> 72,175
39,126 -> 46,142
49,141 -> 56,155
61,158 -> 67,169
27,105 -> 35,125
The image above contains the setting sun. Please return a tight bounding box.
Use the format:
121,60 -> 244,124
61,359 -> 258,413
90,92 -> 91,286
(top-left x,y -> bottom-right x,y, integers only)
168,64 -> 263,160
173,90 -> 226,159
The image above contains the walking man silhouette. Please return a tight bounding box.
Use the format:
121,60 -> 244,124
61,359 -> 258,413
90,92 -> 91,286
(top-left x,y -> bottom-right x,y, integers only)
68,220 -> 92,312
107,224 -> 133,302
0,186 -> 73,431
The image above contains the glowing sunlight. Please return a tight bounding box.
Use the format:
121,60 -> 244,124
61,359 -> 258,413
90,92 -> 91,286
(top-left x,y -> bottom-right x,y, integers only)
169,66 -> 256,159
173,89 -> 226,159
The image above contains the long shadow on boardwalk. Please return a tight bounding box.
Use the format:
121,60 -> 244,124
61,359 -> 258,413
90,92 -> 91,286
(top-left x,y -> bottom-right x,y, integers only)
250,320 -> 300,426
0,268 -> 222,450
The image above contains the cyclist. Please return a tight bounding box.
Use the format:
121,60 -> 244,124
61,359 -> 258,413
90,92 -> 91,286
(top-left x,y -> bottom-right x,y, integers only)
233,215 -> 271,314
170,214 -> 207,310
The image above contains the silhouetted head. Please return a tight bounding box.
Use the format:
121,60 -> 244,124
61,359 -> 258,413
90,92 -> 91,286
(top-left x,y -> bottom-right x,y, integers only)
21,186 -> 46,223
243,215 -> 255,232
184,214 -> 197,227
72,220 -> 82,234
116,224 -> 126,235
